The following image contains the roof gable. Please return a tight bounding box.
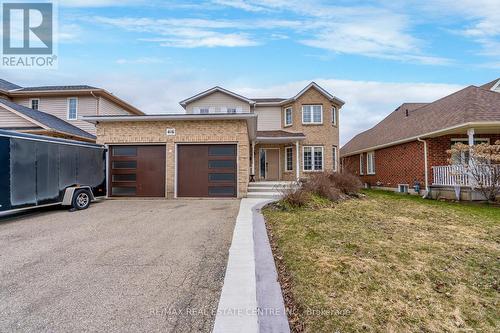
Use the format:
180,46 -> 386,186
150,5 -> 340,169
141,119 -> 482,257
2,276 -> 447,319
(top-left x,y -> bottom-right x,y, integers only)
180,86 -> 255,107
283,82 -> 345,106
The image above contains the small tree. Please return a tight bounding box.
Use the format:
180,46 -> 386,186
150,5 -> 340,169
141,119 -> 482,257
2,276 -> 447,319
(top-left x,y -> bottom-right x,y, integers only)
447,140 -> 500,202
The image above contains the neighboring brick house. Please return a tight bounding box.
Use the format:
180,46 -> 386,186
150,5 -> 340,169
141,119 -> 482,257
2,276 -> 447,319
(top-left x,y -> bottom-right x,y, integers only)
84,82 -> 344,198
340,78 -> 500,200
0,78 -> 143,142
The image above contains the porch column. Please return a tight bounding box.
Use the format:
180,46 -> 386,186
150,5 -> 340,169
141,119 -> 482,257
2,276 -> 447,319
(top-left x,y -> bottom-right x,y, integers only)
251,140 -> 256,176
467,128 -> 475,146
295,141 -> 300,180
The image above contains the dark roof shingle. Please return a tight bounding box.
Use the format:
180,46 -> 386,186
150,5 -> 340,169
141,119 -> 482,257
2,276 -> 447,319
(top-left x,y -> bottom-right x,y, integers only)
16,85 -> 99,92
0,99 -> 95,140
0,79 -> 22,91
341,85 -> 500,156
252,98 -> 287,103
257,130 -> 305,138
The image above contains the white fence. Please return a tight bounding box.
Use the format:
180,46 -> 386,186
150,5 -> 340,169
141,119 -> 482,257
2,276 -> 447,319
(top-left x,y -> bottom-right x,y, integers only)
432,164 -> 500,187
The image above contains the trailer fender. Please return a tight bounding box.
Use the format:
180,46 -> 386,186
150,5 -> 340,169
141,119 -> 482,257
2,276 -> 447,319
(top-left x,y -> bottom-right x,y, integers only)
62,186 -> 95,206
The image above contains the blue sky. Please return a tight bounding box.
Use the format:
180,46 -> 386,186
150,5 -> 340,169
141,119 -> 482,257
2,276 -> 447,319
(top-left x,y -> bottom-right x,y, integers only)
2,0 -> 499,144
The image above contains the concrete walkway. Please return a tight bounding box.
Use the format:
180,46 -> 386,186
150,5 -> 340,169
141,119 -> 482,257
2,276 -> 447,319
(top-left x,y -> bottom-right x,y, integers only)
213,198 -> 290,333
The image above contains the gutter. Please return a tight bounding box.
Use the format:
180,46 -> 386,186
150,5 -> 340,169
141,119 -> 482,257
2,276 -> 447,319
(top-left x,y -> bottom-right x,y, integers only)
417,137 -> 430,198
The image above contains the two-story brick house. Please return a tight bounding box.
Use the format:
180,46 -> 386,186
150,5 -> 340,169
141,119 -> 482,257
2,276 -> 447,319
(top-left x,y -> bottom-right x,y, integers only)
0,79 -> 143,142
84,82 -> 344,199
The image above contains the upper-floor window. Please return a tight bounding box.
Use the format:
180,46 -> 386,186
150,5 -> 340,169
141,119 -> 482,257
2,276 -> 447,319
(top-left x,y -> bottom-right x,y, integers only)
200,107 -> 210,114
67,97 -> 78,120
284,107 -> 293,127
227,107 -> 237,114
367,151 -> 375,175
302,105 -> 322,124
303,146 -> 323,171
332,106 -> 337,126
30,98 -> 39,110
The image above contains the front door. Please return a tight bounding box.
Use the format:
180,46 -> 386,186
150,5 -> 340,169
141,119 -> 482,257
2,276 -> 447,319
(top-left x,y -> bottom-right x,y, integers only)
261,149 -> 279,181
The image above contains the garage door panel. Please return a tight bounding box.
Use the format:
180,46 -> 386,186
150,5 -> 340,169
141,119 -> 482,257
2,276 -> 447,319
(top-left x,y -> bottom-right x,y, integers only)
109,145 -> 165,197
178,144 -> 237,198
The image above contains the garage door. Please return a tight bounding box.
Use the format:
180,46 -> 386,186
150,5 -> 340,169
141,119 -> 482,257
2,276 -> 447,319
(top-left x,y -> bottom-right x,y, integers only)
177,144 -> 237,198
109,145 -> 165,197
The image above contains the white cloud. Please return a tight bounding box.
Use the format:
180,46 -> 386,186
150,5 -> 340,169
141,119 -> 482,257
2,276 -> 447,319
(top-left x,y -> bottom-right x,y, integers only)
59,0 -> 144,7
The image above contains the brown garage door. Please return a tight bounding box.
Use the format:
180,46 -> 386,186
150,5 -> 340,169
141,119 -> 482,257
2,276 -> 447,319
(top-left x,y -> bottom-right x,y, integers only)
109,145 -> 165,197
177,144 -> 237,198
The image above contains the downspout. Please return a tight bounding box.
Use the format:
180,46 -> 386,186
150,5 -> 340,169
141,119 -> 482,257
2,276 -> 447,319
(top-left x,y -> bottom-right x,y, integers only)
90,91 -> 99,115
417,138 -> 429,198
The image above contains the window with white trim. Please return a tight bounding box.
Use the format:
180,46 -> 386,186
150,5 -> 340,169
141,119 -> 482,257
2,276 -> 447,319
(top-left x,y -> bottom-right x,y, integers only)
302,105 -> 323,124
67,97 -> 78,120
367,151 -> 375,175
303,146 -> 323,171
30,99 -> 39,110
359,154 -> 365,175
332,106 -> 337,126
226,107 -> 237,114
285,147 -> 293,171
332,146 -> 338,172
284,107 -> 292,126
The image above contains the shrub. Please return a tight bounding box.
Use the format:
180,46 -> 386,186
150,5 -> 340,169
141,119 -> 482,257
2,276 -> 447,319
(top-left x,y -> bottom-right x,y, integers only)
328,171 -> 363,194
302,172 -> 343,201
280,186 -> 311,208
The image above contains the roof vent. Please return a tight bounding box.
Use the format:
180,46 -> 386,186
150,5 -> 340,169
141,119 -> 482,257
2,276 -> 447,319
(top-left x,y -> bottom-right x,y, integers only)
405,109 -> 409,117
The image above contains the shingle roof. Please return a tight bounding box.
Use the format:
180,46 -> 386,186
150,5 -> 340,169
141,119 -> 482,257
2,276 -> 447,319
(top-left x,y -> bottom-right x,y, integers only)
256,130 -> 305,138
15,85 -> 98,92
253,98 -> 287,103
340,85 -> 500,156
0,79 -> 22,91
0,99 -> 95,140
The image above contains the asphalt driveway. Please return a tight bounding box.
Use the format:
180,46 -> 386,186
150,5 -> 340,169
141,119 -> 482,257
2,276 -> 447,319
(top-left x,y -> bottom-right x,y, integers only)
0,199 -> 240,333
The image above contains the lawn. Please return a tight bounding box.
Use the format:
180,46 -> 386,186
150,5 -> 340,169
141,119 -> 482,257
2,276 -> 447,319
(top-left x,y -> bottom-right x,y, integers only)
263,190 -> 500,332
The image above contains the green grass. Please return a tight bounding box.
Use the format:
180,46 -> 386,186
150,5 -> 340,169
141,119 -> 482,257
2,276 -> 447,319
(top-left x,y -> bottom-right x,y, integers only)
263,190 -> 500,332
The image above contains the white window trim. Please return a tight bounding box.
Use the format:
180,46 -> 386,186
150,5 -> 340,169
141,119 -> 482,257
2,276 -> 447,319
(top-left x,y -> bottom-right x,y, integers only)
398,184 -> 409,193
302,146 -> 324,172
67,97 -> 78,120
30,98 -> 40,110
302,105 -> 323,125
359,154 -> 364,175
226,107 -> 237,114
366,151 -> 375,175
284,107 -> 293,127
332,106 -> 337,126
332,146 -> 338,172
285,146 -> 293,171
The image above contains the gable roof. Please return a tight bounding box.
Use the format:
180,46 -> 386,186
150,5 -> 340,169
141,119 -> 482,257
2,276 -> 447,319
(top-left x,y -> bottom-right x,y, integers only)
0,79 -> 22,91
0,99 -> 95,141
340,85 -> 500,157
281,82 -> 345,106
179,86 -> 256,107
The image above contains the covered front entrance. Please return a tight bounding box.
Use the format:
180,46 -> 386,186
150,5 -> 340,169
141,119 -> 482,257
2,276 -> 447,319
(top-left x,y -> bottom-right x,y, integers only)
260,148 -> 280,180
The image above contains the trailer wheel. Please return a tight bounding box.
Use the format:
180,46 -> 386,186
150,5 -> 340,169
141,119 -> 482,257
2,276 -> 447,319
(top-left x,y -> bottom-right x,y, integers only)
72,189 -> 91,210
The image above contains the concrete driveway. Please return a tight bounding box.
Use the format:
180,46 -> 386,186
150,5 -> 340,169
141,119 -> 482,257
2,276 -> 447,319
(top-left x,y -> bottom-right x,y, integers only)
0,199 -> 240,333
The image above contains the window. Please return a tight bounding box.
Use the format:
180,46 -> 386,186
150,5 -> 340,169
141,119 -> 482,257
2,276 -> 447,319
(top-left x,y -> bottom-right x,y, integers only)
199,107 -> 210,114
209,160 -> 235,169
450,138 -> 490,165
303,146 -> 323,171
367,151 -> 375,174
112,174 -> 136,182
284,107 -> 293,126
331,106 -> 337,126
67,97 -> 78,120
302,105 -> 323,124
112,161 -> 137,169
226,107 -> 237,114
359,154 -> 365,175
209,173 -> 235,181
332,146 -> 338,172
208,145 -> 236,156
398,184 -> 409,194
285,147 -> 293,171
30,99 -> 39,110
112,146 -> 137,157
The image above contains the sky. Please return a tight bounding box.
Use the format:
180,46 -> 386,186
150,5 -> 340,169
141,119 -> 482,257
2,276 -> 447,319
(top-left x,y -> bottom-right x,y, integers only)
1,0 -> 499,145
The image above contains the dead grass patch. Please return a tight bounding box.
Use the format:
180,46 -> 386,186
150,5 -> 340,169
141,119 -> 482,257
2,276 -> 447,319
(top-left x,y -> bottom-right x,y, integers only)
264,190 -> 500,332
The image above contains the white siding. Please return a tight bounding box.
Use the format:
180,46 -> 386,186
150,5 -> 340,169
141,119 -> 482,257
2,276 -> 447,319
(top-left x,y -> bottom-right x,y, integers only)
0,106 -> 37,128
185,91 -> 250,114
254,106 -> 281,131
99,97 -> 130,115
13,96 -> 98,134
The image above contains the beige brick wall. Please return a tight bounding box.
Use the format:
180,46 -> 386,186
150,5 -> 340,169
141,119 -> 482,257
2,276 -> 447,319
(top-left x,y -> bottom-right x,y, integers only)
96,119 -> 250,198
255,87 -> 341,179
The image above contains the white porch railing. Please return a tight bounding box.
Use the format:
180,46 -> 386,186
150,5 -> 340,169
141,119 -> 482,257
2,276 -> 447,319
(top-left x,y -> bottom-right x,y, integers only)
432,165 -> 500,187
